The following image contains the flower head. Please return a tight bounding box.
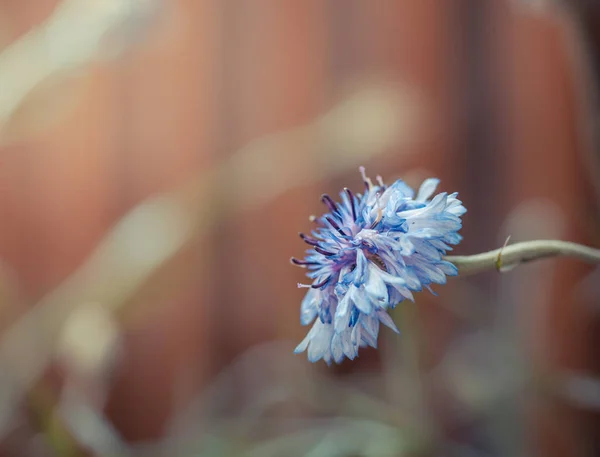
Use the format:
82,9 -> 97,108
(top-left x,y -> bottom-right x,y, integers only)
292,168 -> 466,364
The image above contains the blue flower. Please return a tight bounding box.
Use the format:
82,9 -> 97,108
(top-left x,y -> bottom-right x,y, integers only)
292,168 -> 466,364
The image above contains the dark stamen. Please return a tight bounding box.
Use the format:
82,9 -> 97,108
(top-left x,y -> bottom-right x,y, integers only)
369,216 -> 384,229
344,188 -> 356,221
299,232 -> 319,246
326,217 -> 349,237
311,277 -> 330,289
321,194 -> 338,214
290,257 -> 317,266
315,246 -> 335,256
367,254 -> 388,272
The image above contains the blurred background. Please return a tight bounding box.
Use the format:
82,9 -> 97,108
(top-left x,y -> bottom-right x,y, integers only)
0,0 -> 599,456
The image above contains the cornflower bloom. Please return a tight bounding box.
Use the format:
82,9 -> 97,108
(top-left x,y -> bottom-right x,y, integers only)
292,168 -> 466,364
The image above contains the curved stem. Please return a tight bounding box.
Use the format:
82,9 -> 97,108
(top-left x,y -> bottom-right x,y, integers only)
445,240 -> 600,276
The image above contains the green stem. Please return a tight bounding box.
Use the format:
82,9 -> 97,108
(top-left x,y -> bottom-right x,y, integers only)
445,240 -> 600,276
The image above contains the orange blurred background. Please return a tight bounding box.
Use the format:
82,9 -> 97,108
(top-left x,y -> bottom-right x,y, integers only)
0,1 -> 599,456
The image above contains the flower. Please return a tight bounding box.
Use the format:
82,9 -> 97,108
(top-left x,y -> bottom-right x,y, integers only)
292,168 -> 466,364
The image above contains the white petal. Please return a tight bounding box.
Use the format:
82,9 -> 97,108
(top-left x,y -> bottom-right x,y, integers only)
377,310 -> 400,334
413,260 -> 446,284
331,334 -> 344,363
351,286 -> 372,314
294,322 -> 318,354
360,327 -> 378,348
416,178 -> 440,202
392,284 -> 414,302
294,334 -> 311,354
361,314 -> 380,339
438,261 -> 458,275
354,249 -> 368,282
397,236 -> 415,256
307,321 -> 334,362
427,192 -> 447,212
365,265 -> 389,305
391,180 -> 415,198
334,293 -> 352,333
410,238 -> 442,260
408,217 -> 461,233
300,289 -> 319,325
341,331 -> 356,359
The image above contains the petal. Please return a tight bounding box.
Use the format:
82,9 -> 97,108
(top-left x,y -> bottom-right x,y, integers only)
331,334 -> 344,363
351,286 -> 372,314
437,260 -> 458,276
294,334 -> 311,354
353,250 -> 368,286
408,217 -> 462,233
409,238 -> 443,261
294,321 -> 319,354
397,236 -> 414,256
360,328 -> 378,348
429,239 -> 452,251
300,289 -> 319,325
416,178 -> 440,202
360,314 -> 380,340
394,284 -> 414,302
334,292 -> 352,333
307,321 -> 334,362
377,310 -> 400,334
407,260 -> 443,285
341,331 -> 357,358
379,180 -> 415,212
372,269 -> 418,296
364,264 -> 389,305
351,323 -> 361,347
427,192 -> 448,212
